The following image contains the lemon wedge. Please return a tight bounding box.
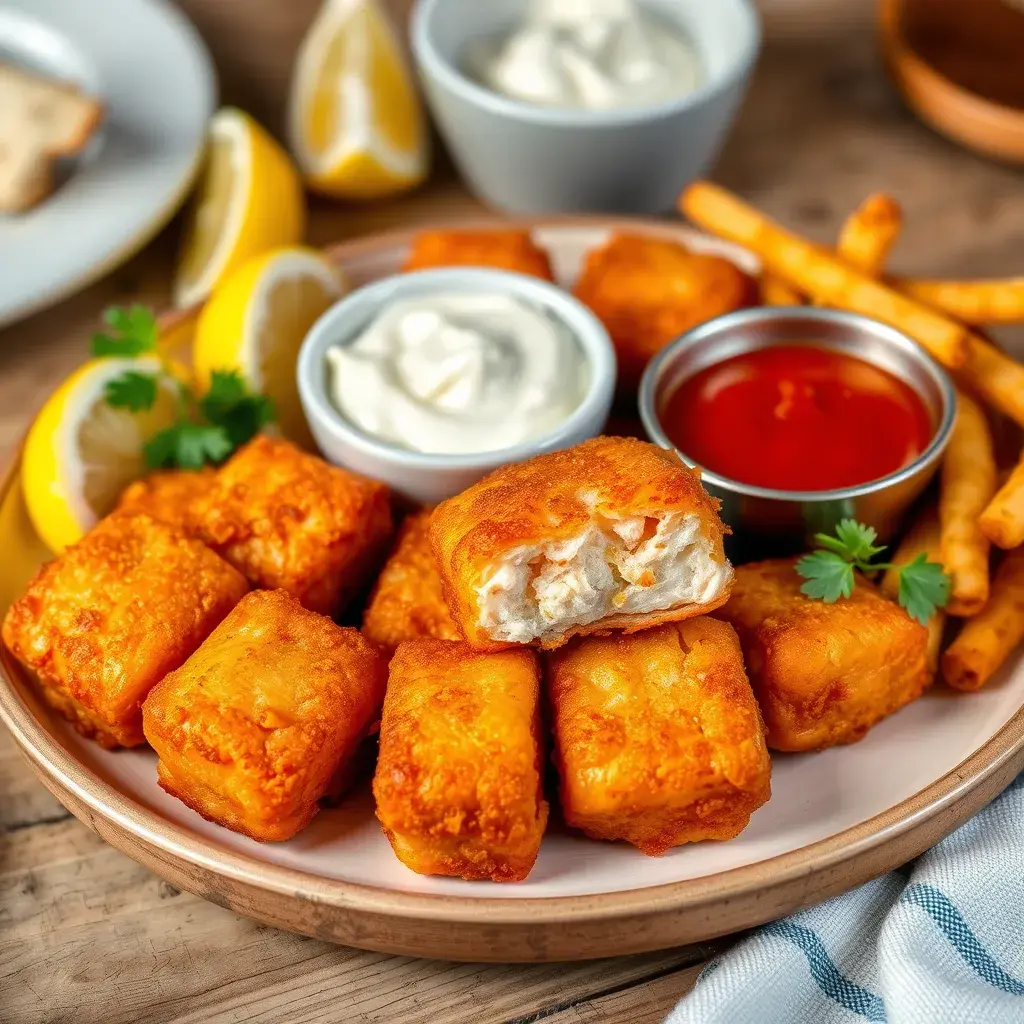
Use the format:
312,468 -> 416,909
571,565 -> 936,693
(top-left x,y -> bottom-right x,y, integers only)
192,247 -> 347,449
22,357 -> 181,554
288,0 -> 428,198
173,107 -> 306,310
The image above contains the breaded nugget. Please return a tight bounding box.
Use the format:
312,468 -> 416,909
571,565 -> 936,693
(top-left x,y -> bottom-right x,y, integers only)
716,558 -> 930,752
114,468 -> 214,533
373,639 -> 548,881
2,514 -> 248,748
361,509 -> 460,654
549,618 -> 770,854
573,234 -> 755,390
403,229 -> 555,280
143,589 -> 387,841
430,436 -> 732,650
192,436 -> 393,616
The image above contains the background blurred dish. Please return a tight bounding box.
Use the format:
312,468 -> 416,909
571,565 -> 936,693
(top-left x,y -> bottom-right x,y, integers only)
879,0 -> 1024,164
2,218 -> 1023,962
411,0 -> 760,214
0,0 -> 215,327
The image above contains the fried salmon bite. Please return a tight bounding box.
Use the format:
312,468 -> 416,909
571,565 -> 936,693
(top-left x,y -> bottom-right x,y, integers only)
549,618 -> 770,854
402,229 -> 555,280
2,514 -> 248,748
373,639 -> 548,882
715,558 -> 930,752
361,509 -> 460,654
190,436 -> 393,616
429,436 -> 732,651
143,590 -> 387,842
113,468 -> 215,533
573,234 -> 755,391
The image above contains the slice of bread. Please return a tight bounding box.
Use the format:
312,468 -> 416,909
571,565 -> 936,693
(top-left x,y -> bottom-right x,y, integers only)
0,62 -> 104,214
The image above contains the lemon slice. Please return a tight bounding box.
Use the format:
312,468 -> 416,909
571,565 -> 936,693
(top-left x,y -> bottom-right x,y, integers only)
173,107 -> 306,310
22,357 -> 181,554
288,0 -> 428,198
192,247 -> 347,449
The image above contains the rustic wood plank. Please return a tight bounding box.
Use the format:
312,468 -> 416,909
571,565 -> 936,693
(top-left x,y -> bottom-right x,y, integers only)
526,963 -> 706,1024
0,819 -> 713,1024
0,728 -> 68,830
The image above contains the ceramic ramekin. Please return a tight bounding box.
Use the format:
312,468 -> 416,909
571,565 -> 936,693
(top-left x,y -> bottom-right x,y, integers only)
638,307 -> 956,555
297,267 -> 617,504
410,0 -> 761,214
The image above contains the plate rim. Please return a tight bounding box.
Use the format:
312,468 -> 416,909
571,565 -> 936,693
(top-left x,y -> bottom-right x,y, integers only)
3,217 -> 1024,960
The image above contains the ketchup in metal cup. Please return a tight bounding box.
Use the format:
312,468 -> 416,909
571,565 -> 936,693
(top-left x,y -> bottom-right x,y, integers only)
661,344 -> 934,492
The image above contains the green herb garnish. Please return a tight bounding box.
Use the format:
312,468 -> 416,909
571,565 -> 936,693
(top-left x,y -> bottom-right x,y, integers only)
795,518 -> 950,625
90,305 -> 275,470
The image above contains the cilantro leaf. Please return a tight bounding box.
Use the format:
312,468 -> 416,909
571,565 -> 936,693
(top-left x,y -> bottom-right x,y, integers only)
796,550 -> 855,603
812,518 -> 885,566
103,371 -> 159,412
91,305 -> 158,357
199,369 -> 276,448
797,518 -> 952,623
144,422 -> 233,470
898,553 -> 951,625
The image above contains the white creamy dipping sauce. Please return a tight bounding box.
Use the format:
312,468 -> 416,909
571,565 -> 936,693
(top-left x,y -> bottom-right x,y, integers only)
325,292 -> 589,455
467,0 -> 704,112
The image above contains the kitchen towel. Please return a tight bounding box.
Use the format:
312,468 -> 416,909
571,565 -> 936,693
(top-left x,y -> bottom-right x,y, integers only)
667,771 -> 1024,1024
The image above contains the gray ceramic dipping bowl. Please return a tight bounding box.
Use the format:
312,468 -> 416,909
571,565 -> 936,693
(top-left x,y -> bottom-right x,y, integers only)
638,307 -> 956,556
297,267 -> 616,505
410,0 -> 761,214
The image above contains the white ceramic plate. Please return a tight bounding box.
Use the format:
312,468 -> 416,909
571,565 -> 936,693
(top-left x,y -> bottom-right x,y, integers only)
0,0 -> 215,326
2,220 -> 1023,962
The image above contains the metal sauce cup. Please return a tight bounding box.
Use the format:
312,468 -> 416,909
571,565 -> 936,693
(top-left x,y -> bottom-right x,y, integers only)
638,307 -> 956,558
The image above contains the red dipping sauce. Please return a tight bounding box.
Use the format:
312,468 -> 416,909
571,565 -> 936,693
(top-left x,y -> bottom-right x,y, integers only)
661,345 -> 934,492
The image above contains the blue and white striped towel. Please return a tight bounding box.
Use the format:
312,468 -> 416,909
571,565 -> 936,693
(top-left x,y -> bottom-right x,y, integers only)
667,772 -> 1024,1024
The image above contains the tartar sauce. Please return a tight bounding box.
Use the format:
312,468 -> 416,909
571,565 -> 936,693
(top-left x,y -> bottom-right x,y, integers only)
468,0 -> 704,111
326,292 -> 589,455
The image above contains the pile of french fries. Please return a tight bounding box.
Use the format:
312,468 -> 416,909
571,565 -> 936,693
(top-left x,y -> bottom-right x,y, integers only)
681,181 -> 1024,694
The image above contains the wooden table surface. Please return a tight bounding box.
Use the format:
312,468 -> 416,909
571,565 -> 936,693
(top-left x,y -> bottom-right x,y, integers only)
3,1 -> 1024,1021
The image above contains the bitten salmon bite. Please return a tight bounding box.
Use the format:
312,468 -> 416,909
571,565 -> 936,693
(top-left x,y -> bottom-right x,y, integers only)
429,436 -> 733,650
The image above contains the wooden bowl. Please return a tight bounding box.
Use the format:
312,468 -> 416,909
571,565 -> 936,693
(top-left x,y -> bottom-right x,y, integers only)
878,0 -> 1024,163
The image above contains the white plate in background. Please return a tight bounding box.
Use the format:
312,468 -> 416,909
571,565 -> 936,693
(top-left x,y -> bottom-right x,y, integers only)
0,0 -> 215,327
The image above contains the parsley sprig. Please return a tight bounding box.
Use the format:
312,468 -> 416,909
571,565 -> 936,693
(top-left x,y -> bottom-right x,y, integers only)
90,305 -> 275,470
795,518 -> 950,625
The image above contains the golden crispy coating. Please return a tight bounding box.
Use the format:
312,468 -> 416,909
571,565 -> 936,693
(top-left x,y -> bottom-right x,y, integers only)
143,589 -> 387,841
430,436 -> 732,651
573,234 -> 755,390
2,514 -> 248,748
361,509 -> 460,654
715,559 -> 930,752
403,229 -> 555,280
114,468 -> 215,533
373,639 -> 548,881
192,436 -> 393,616
549,618 -> 770,854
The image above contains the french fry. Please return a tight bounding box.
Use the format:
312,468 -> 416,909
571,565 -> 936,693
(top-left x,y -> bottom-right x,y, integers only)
939,391 -> 997,616
880,505 -> 945,673
957,336 -> 1024,429
760,273 -> 803,306
680,182 -> 967,369
836,193 -> 902,276
980,452 -> 1024,550
941,546 -> 1024,691
894,277 -> 1024,324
